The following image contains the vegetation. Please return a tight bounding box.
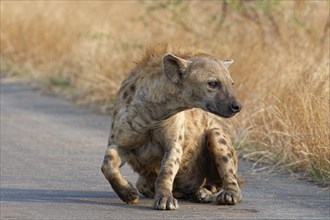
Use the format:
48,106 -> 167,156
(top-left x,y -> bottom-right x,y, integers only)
1,1 -> 329,184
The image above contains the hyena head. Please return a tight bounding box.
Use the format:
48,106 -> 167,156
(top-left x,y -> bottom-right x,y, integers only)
163,53 -> 242,118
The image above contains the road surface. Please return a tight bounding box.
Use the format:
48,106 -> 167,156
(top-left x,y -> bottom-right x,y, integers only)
1,78 -> 329,220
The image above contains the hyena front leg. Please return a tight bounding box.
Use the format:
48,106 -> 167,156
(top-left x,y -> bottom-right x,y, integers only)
101,145 -> 139,204
205,128 -> 242,205
153,143 -> 182,210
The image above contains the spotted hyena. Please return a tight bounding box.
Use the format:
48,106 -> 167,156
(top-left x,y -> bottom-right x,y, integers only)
101,44 -> 242,210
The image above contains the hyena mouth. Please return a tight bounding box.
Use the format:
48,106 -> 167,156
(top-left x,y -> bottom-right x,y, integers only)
205,104 -> 234,118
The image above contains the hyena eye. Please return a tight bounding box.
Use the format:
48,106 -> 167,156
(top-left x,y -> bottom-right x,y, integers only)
208,81 -> 220,89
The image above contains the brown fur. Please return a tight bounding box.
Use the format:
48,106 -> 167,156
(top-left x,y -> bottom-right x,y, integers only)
101,43 -> 242,210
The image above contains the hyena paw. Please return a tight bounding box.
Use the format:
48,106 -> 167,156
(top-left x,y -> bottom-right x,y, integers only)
114,182 -> 139,204
153,192 -> 179,210
195,188 -> 213,203
216,190 -> 242,205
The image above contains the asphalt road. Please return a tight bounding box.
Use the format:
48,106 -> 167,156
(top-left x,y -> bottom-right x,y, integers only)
1,78 -> 329,220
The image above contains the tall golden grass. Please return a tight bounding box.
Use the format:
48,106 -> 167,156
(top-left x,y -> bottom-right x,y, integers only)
1,1 -> 329,183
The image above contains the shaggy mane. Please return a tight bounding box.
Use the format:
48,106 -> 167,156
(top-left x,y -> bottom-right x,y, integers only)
135,43 -> 206,67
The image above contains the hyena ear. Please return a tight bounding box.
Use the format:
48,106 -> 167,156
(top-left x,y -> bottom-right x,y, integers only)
223,59 -> 234,68
163,53 -> 191,84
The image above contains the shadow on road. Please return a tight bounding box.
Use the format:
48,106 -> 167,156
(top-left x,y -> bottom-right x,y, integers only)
0,188 -> 158,211
1,188 -> 118,206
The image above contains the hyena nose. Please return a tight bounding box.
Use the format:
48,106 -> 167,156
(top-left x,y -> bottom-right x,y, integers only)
230,100 -> 242,113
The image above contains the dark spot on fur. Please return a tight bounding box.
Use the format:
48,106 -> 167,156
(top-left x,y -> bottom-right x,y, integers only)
215,131 -> 221,136
127,120 -> 135,130
191,110 -> 195,117
229,182 -> 237,186
179,135 -> 183,141
104,154 -> 114,163
176,148 -> 181,153
229,168 -> 234,173
123,91 -> 129,99
181,165 -> 188,171
113,109 -> 118,117
175,158 -> 180,164
130,85 -> 135,92
207,142 -> 211,148
227,153 -> 232,159
110,134 -> 114,139
219,138 -> 227,145
187,148 -> 194,156
221,156 -> 229,163
220,175 -> 228,183
162,168 -> 174,178
202,113 -> 207,123
168,163 -> 173,168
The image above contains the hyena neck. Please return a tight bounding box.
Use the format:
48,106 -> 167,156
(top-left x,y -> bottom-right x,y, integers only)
138,100 -> 190,122
129,79 -> 191,130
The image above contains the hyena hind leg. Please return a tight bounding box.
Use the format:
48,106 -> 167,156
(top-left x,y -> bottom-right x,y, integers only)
101,145 -> 139,204
136,174 -> 156,198
193,183 -> 221,203
194,187 -> 216,203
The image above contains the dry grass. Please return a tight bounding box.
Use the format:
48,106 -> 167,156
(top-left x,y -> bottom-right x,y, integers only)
1,1 -> 329,184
